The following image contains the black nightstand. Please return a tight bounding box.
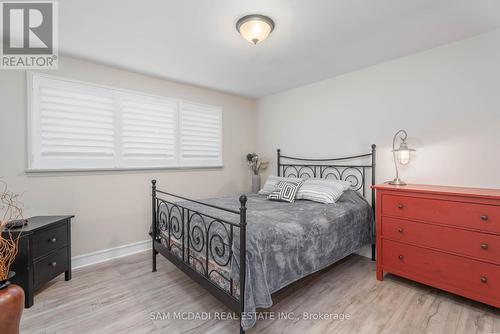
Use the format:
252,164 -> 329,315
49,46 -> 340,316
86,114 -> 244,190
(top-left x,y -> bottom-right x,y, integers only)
2,216 -> 73,308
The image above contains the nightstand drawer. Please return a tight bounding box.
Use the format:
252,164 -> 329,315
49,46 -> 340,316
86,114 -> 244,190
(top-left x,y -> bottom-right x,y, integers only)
382,194 -> 500,233
34,247 -> 68,289
382,217 -> 500,265
33,222 -> 68,258
4,216 -> 73,308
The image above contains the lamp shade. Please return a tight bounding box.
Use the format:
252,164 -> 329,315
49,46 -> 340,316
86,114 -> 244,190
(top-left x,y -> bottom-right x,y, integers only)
236,15 -> 275,45
397,150 -> 411,165
392,141 -> 415,165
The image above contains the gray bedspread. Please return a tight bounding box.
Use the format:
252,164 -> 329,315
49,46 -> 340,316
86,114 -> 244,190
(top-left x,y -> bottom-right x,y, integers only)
167,190 -> 373,330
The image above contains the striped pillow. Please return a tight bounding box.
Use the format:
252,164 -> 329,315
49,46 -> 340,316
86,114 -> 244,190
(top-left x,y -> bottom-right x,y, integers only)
267,180 -> 303,203
258,175 -> 303,195
296,178 -> 351,204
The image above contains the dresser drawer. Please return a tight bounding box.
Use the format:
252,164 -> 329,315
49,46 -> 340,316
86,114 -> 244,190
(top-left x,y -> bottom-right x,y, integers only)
382,217 -> 500,265
33,222 -> 68,259
34,247 -> 68,289
382,194 -> 500,233
382,239 -> 500,303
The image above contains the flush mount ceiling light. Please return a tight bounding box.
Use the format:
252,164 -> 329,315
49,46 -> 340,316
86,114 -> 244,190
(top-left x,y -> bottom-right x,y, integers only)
236,14 -> 275,45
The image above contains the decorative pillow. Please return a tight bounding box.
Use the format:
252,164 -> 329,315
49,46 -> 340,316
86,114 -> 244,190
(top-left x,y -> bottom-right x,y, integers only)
295,178 -> 351,204
258,175 -> 303,195
267,180 -> 303,203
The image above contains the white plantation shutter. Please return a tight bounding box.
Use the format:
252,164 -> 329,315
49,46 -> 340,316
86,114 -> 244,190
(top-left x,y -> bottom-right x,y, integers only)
31,76 -> 116,169
121,96 -> 177,167
179,102 -> 222,166
28,73 -> 223,171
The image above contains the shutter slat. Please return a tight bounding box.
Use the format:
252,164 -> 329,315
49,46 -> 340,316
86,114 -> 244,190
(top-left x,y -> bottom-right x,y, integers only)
182,138 -> 219,144
122,107 -> 175,119
181,130 -> 220,139
41,110 -> 113,124
122,125 -> 175,133
124,143 -> 172,150
41,151 -> 114,161
41,132 -> 112,141
122,100 -> 176,112
42,139 -> 113,148
123,149 -> 175,155
182,122 -> 220,131
41,117 -> 113,130
182,145 -> 220,151
182,115 -> 220,125
123,113 -> 174,123
123,139 -> 175,145
40,87 -> 113,104
41,103 -> 113,117
41,125 -> 113,136
122,132 -> 173,140
41,95 -> 113,111
41,146 -> 114,154
183,148 -> 221,153
182,153 -> 220,158
122,118 -> 176,129
124,149 -> 174,154
182,109 -> 220,120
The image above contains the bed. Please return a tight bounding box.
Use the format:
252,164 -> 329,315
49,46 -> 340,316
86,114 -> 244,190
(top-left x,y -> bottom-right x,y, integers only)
150,146 -> 376,332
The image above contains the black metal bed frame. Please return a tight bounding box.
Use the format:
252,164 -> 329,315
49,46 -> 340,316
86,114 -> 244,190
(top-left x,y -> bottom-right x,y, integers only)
151,145 -> 376,333
277,144 -> 377,260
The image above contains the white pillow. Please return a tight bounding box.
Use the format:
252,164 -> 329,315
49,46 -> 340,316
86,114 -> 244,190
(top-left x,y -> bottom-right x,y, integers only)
336,179 -> 352,191
258,175 -> 303,195
296,178 -> 351,204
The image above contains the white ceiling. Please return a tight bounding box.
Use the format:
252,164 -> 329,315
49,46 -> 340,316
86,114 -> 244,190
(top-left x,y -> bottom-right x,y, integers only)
60,0 -> 500,98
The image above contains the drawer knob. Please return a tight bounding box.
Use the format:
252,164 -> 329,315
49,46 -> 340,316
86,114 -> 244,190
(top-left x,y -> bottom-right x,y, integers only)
397,203 -> 404,209
480,215 -> 488,221
480,276 -> 488,284
398,255 -> 404,261
480,243 -> 488,250
49,262 -> 57,267
397,228 -> 404,234
50,237 -> 57,243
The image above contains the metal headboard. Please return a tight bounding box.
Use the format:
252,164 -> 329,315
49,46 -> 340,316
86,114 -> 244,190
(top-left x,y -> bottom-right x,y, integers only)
277,144 -> 377,208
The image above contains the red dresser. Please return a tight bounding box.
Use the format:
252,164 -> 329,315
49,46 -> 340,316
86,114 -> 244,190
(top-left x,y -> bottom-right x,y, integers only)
373,183 -> 500,308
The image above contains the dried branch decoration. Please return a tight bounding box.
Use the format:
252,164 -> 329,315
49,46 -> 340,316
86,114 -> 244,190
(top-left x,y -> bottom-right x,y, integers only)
0,180 -> 24,280
246,153 -> 269,175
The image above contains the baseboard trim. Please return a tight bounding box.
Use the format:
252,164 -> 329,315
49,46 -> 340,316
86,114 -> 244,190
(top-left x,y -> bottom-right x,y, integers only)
72,239 -> 370,270
72,239 -> 151,269
355,245 -> 372,259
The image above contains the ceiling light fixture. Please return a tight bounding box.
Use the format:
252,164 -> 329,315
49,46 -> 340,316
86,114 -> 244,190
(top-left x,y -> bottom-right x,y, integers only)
236,14 -> 275,45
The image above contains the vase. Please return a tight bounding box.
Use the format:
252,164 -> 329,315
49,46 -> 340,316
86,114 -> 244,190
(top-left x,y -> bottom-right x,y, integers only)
0,272 -> 24,334
252,174 -> 261,193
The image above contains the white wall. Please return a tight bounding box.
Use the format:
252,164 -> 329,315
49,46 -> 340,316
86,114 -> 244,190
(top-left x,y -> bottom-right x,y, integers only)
0,56 -> 256,257
257,29 -> 500,190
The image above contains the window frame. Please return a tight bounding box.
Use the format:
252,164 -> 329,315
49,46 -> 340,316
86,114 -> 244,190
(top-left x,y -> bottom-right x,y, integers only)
26,72 -> 224,173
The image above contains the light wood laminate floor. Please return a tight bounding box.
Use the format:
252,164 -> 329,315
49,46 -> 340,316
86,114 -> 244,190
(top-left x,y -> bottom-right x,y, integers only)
21,251 -> 499,334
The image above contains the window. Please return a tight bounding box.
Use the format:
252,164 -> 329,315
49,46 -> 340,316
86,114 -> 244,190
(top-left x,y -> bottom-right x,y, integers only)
28,73 -> 223,171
